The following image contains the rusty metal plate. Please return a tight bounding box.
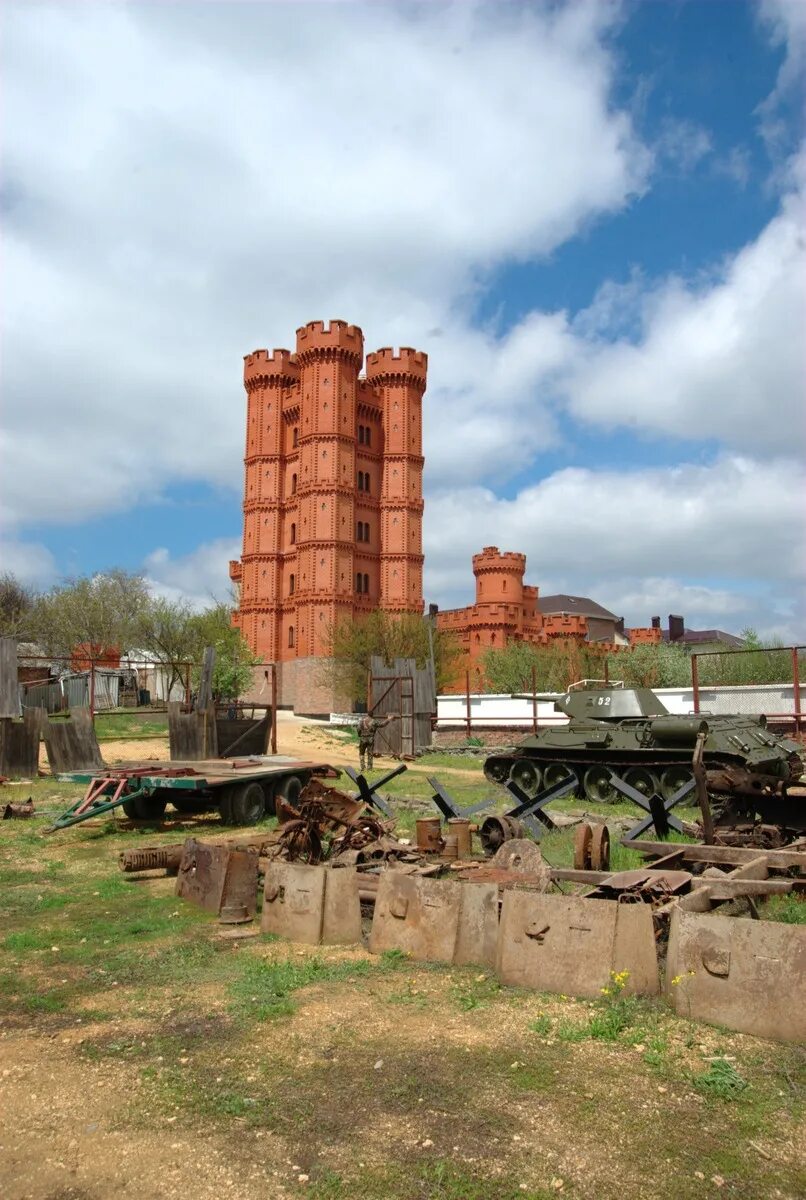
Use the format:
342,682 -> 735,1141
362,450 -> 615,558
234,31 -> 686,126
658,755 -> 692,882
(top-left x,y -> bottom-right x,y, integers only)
218,848 -> 259,924
666,909 -> 806,1043
369,874 -> 462,963
497,893 -> 659,999
321,867 -> 362,945
454,882 -> 499,968
261,862 -> 326,944
176,838 -> 230,914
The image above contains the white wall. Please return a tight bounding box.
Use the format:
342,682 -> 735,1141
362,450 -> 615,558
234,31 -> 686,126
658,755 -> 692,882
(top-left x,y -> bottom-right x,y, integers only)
436,683 -> 799,728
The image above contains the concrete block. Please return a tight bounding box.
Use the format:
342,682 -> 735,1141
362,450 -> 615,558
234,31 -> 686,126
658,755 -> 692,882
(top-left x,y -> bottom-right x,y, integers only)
369,873 -> 461,962
666,909 -> 806,1043
321,867 -> 362,945
261,862 -> 326,944
496,892 -> 659,998
454,882 -> 499,968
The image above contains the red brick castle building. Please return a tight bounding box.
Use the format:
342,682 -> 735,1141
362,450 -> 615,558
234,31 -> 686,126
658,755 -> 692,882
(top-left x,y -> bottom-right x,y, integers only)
230,319 -> 426,712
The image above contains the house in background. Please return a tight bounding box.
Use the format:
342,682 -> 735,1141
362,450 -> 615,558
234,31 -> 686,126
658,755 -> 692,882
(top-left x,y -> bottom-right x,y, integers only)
536,594 -> 631,647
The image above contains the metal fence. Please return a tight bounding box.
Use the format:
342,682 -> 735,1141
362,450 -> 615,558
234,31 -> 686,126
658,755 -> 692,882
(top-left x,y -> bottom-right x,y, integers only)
691,645 -> 804,731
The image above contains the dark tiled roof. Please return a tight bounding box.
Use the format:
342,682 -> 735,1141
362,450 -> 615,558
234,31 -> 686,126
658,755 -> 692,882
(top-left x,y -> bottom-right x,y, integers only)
663,628 -> 745,648
537,594 -> 619,621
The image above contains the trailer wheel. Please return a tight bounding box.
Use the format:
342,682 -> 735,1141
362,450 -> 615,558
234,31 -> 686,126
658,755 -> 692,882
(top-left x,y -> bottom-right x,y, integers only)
122,796 -> 167,821
276,774 -> 305,810
230,781 -> 266,827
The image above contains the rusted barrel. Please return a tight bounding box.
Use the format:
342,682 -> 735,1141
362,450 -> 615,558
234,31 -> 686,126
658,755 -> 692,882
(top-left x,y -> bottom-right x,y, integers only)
442,833 -> 459,860
447,818 -> 472,857
415,817 -> 443,853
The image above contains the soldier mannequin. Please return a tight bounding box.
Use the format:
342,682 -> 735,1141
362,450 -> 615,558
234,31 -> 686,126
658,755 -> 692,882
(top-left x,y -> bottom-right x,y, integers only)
358,712 -> 399,773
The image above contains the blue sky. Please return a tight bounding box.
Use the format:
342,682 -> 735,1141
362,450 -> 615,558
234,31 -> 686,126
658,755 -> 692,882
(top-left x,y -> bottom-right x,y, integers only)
2,0 -> 805,637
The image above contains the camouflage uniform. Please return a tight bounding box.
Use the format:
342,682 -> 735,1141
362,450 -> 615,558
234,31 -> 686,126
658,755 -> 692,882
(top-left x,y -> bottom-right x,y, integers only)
358,714 -> 394,773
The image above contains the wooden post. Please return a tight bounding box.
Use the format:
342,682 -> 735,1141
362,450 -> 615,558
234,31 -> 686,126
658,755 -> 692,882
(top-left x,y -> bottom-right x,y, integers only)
603,656 -> 609,685
691,654 -> 700,714
693,730 -> 715,844
89,656 -> 96,723
792,647 -> 802,734
465,670 -> 471,738
184,663 -> 191,708
531,665 -> 538,734
271,663 -> 278,754
197,646 -> 215,711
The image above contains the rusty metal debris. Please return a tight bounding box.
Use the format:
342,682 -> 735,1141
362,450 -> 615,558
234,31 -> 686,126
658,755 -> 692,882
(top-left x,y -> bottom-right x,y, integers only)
175,837 -> 259,923
2,797 -> 34,819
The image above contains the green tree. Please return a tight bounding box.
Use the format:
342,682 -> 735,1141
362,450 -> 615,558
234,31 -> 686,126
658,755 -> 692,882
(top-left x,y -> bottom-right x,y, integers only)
0,572 -> 37,639
135,595 -> 198,698
29,570 -> 151,658
188,602 -> 258,701
320,610 -> 461,705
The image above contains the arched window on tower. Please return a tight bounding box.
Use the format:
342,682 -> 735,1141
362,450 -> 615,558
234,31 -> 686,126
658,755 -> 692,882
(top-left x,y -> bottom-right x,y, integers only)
363,573 -> 369,595
289,573 -> 295,595
363,522 -> 370,541
356,573 -> 363,594
365,426 -> 371,447
356,521 -> 363,542
357,471 -> 363,492
365,473 -> 370,494
288,626 -> 295,648
292,427 -> 299,448
358,425 -> 365,445
291,473 -> 297,494
290,522 -> 296,545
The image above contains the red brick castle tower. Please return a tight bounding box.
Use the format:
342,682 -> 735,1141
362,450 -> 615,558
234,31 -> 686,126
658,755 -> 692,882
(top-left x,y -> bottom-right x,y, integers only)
231,319 -> 427,713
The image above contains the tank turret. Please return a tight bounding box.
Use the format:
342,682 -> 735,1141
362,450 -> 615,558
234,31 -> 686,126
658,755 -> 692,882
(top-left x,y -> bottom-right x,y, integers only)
483,682 -> 804,840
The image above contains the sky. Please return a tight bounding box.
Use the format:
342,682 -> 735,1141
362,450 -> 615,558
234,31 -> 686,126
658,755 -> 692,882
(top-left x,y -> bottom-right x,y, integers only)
2,0 -> 805,639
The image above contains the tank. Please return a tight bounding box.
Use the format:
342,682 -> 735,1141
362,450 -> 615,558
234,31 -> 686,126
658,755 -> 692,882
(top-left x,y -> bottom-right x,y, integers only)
484,681 -> 805,835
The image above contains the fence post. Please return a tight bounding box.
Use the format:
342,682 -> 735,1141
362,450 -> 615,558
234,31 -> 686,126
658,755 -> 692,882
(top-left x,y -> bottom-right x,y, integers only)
271,662 -> 278,754
465,670 -> 471,739
89,656 -> 96,724
603,656 -> 609,685
792,647 -> 802,735
184,663 -> 191,708
531,665 -> 537,734
691,654 -> 700,714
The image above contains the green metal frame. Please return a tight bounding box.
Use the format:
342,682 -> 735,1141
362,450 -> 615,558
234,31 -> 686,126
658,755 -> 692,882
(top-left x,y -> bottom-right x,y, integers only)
51,772 -> 206,831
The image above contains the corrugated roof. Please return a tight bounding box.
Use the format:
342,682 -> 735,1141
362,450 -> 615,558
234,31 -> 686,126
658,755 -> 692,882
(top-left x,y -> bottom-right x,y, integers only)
537,594 -> 619,621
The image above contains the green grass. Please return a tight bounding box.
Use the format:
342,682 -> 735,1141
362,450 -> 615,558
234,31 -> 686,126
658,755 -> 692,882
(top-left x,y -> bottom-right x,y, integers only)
94,713 -> 169,740
762,892 -> 806,923
227,953 -> 379,1022
692,1057 -> 749,1100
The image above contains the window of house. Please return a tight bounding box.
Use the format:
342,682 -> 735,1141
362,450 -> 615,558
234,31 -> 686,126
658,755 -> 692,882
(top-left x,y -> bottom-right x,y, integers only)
289,573 -> 295,595
290,522 -> 296,545
291,473 -> 297,494
288,626 -> 295,648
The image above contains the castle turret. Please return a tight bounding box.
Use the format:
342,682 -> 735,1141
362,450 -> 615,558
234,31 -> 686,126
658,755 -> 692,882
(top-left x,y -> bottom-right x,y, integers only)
473,547 -> 526,607
365,347 -> 427,613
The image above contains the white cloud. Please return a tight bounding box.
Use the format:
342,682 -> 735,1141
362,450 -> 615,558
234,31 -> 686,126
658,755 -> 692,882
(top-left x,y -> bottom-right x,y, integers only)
656,118 -> 713,173
424,456 -> 806,637
0,538 -> 57,587
143,539 -> 240,611
1,0 -> 648,525
560,152 -> 806,455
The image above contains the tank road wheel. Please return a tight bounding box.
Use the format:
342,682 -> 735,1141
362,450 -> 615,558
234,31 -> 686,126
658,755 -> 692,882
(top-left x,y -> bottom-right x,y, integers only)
229,782 -> 266,827
590,823 -> 610,872
660,766 -> 694,804
485,757 -> 510,784
583,766 -> 616,805
573,822 -> 593,870
543,763 -> 574,790
623,767 -> 659,801
510,760 -> 542,798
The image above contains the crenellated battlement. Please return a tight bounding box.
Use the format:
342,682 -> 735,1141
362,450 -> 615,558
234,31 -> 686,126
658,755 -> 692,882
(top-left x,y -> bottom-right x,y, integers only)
295,319 -> 364,364
472,547 -> 527,575
365,346 -> 428,387
244,348 -> 300,389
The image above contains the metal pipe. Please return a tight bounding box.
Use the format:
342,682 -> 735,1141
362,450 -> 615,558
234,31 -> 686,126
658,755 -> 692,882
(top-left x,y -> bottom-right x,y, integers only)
792,647 -> 802,735
465,670 -> 471,738
271,663 -> 278,754
691,654 -> 700,714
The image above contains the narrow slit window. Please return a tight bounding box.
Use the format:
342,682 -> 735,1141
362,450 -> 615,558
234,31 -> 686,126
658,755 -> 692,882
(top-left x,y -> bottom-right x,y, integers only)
363,573 -> 369,595
290,522 -> 296,545
288,626 -> 295,648
289,573 -> 295,595
291,473 -> 297,494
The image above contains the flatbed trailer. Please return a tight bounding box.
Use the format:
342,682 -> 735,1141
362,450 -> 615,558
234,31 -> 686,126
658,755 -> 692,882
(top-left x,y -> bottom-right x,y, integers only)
51,755 -> 340,830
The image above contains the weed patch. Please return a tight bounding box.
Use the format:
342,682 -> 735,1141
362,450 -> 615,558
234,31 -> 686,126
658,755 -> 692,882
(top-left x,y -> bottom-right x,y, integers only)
692,1057 -> 749,1100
